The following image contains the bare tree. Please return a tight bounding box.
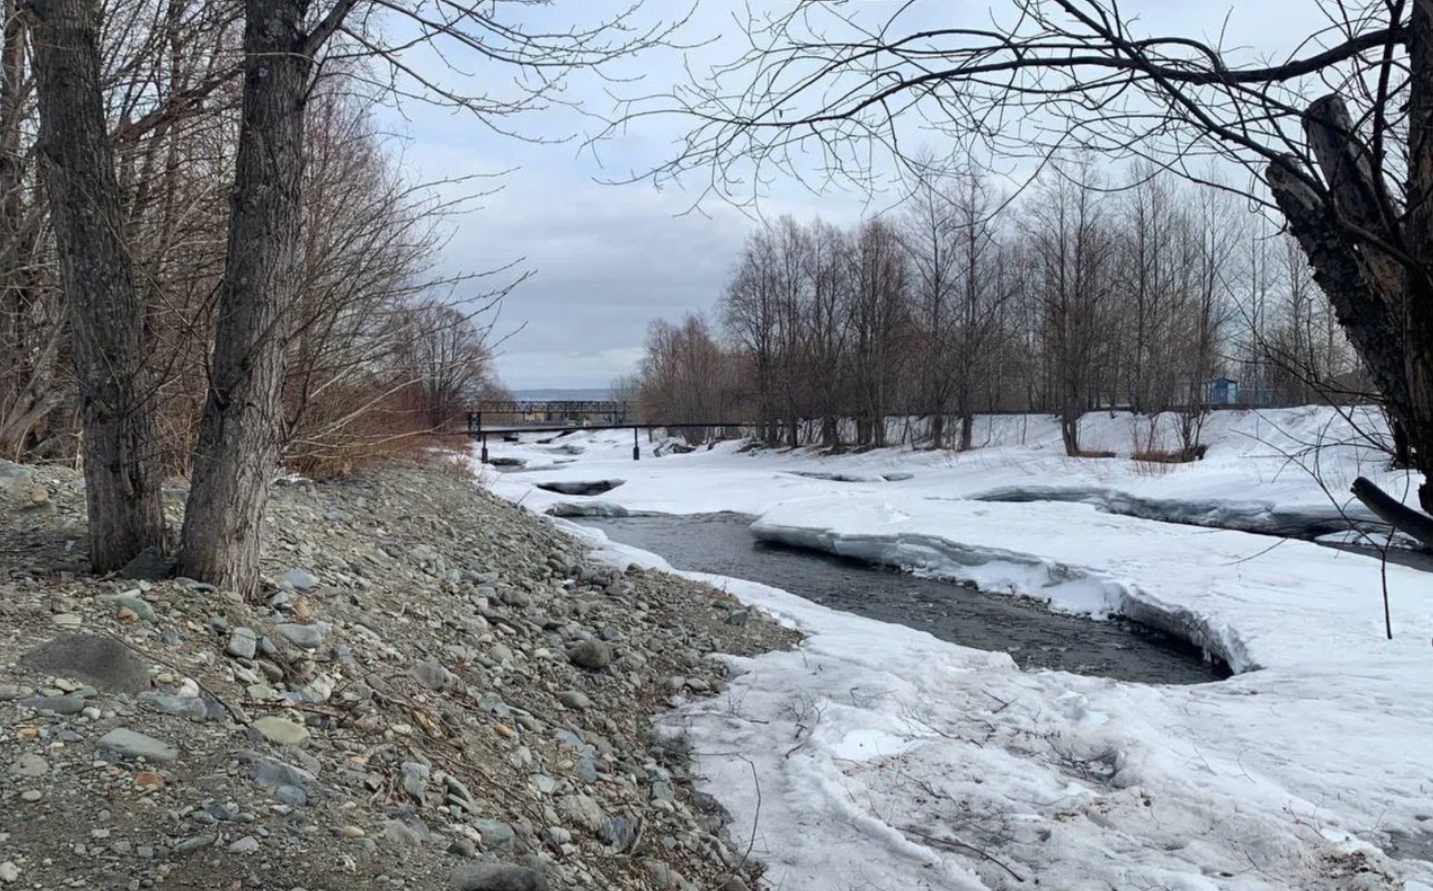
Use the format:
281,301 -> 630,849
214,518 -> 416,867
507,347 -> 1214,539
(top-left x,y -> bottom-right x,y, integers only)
1025,161 -> 1114,456
27,0 -> 166,570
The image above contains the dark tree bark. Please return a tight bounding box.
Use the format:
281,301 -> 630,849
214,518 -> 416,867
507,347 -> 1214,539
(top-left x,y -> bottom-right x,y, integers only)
1267,8 -> 1433,530
26,0 -> 166,571
178,0 -> 313,595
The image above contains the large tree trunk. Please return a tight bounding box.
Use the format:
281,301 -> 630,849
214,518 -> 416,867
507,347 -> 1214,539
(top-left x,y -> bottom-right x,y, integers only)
1402,1 -> 1433,514
178,0 -> 311,595
27,0 -> 166,571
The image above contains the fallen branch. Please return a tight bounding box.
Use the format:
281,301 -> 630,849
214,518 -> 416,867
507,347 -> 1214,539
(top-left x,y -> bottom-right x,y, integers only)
901,825 -> 1026,883
1350,476 -> 1433,550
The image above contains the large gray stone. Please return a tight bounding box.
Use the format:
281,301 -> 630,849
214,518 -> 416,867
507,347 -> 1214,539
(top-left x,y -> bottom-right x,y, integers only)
253,716 -> 310,747
411,660 -> 457,691
20,694 -> 86,715
448,864 -> 549,891
98,729 -> 178,763
252,758 -> 317,792
282,568 -> 318,591
226,627 -> 258,660
138,692 -> 208,722
118,547 -> 173,581
565,640 -> 612,671
556,793 -> 605,832
21,634 -> 150,694
274,623 -> 330,650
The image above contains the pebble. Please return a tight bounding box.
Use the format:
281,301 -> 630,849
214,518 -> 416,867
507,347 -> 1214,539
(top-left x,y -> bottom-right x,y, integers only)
565,640 -> 612,671
227,837 -> 261,854
11,753 -> 48,778
275,623 -> 330,650
559,690 -> 592,711
557,794 -> 605,832
0,862 -> 17,883
448,863 -> 549,891
226,628 -> 258,660
253,716 -> 310,748
51,613 -> 81,628
97,728 -> 178,763
20,790 -> 41,802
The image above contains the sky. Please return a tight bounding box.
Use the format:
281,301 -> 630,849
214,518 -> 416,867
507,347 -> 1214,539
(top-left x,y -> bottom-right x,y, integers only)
373,0 -> 1334,391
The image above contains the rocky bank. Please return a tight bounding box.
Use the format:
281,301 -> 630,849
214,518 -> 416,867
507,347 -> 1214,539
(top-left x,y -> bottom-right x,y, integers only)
0,458 -> 799,891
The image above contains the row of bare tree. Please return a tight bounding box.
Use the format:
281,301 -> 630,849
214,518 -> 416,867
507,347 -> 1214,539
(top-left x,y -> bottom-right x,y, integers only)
1,0 -> 522,590
632,163 -> 1361,455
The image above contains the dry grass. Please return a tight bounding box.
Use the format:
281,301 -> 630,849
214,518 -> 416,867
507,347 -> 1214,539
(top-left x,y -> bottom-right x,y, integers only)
1131,444 -> 1207,464
1074,449 -> 1118,459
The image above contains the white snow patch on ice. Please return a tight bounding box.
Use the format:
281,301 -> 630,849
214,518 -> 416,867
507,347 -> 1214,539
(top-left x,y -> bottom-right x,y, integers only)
503,410 -> 1433,890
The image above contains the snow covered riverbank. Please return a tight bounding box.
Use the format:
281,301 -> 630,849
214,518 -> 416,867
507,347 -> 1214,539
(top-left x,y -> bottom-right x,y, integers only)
483,408 -> 1433,890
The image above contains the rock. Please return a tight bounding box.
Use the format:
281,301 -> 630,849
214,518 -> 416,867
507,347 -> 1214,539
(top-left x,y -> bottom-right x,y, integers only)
21,694 -> 86,715
118,546 -> 173,581
411,660 -> 457,691
565,640 -> 612,671
447,837 -> 476,858
883,472 -> 915,482
382,819 -> 425,848
275,622 -> 330,650
253,716 -> 310,747
559,690 -> 592,710
134,771 -> 165,790
448,864 -> 549,891
401,761 -> 429,802
475,818 -> 515,854
11,754 -> 48,778
557,793 -> 605,832
651,780 -> 675,802
599,815 -> 637,851
20,790 -> 41,803
173,835 -> 216,854
0,684 -> 33,701
726,611 -> 750,627
226,627 -> 258,659
97,728 -> 178,763
21,634 -> 151,694
573,757 -> 598,785
138,692 -> 208,722
283,568 -> 318,591
227,837 -> 260,854
50,612 -> 81,628
252,758 -> 317,791
0,861 -> 17,884
274,784 -> 308,806
113,595 -> 156,624
534,480 -> 625,497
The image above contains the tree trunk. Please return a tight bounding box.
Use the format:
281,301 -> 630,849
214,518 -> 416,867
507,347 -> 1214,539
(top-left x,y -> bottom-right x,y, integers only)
27,0 -> 166,571
178,0 -> 311,596
1403,2 -> 1433,514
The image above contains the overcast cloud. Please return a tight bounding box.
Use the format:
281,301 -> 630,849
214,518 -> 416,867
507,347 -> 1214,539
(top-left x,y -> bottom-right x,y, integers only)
375,0 -> 1327,391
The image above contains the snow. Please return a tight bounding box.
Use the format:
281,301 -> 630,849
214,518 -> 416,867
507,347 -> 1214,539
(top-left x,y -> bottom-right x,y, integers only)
486,408 -> 1433,890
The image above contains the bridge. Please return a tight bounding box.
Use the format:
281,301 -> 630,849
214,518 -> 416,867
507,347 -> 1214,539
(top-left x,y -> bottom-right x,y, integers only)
466,401 -> 746,463
473,400 -> 632,425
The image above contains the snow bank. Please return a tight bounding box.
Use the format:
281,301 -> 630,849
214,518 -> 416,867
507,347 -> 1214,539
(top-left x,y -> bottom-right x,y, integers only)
492,407 -> 1433,889
560,521 -> 1433,891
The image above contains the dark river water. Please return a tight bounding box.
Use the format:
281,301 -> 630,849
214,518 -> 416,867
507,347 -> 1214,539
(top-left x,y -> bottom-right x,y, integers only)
580,513 -> 1227,685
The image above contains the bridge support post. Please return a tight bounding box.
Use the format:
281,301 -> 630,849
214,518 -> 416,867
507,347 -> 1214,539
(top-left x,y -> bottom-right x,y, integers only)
632,427 -> 640,461
481,432 -> 489,465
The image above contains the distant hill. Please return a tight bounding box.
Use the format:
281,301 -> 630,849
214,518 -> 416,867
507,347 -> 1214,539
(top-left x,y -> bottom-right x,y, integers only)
510,388 -> 613,401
